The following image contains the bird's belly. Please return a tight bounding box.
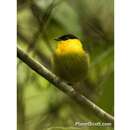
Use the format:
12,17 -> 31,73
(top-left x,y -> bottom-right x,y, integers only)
53,52 -> 89,83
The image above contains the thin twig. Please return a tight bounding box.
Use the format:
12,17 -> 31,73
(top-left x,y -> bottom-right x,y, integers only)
17,30 -> 51,68
17,47 -> 114,126
28,0 -> 56,52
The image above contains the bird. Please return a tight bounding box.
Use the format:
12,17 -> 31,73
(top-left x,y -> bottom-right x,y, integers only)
52,34 -> 89,84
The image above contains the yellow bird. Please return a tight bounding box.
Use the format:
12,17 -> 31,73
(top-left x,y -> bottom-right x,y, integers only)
52,34 -> 89,84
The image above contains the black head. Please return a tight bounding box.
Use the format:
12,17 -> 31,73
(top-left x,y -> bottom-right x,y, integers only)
55,34 -> 79,41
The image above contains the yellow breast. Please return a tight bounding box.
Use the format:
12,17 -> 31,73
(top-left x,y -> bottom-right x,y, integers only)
55,39 -> 84,55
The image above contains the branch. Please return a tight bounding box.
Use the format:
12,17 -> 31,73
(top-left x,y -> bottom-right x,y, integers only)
17,30 -> 51,68
17,47 -> 114,125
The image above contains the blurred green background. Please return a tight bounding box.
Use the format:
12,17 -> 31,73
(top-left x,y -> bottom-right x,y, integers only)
17,0 -> 114,130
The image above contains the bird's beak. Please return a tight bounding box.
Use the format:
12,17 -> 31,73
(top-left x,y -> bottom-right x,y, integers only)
54,38 -> 60,41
